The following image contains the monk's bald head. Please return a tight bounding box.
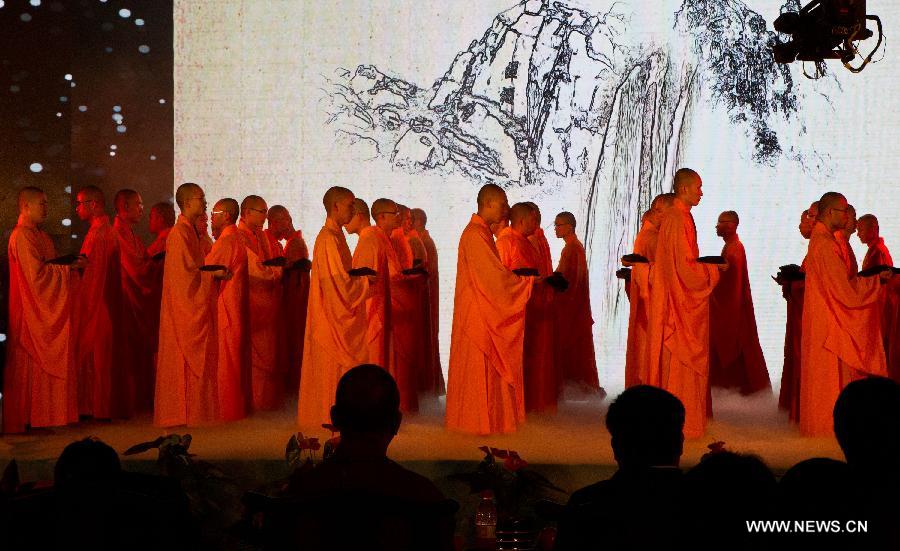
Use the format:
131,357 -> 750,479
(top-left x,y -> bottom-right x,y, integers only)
554,211 -> 577,239
477,184 -> 510,225
524,202 -> 541,223
214,198 -> 239,223
18,186 -> 48,224
648,192 -> 675,228
175,182 -> 204,211
673,168 -> 700,194
114,189 -> 139,213
818,192 -> 849,233
18,186 -> 45,212
411,208 -> 427,230
509,203 -> 534,226
323,186 -> 353,212
343,198 -> 371,235
719,211 -> 739,225
267,204 -> 289,221
77,185 -> 105,206
817,192 -> 846,220
76,185 -> 107,221
352,199 -> 370,219
716,211 -> 739,239
857,214 -> 880,245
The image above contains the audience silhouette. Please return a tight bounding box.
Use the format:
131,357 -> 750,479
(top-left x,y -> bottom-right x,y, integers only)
555,385 -> 685,550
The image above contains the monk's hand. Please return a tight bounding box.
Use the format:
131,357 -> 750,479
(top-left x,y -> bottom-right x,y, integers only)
544,272 -> 569,292
348,267 -> 377,277
290,258 -> 312,272
879,269 -> 894,282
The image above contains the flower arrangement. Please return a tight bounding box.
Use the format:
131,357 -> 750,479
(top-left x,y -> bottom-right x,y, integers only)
451,446 -> 566,519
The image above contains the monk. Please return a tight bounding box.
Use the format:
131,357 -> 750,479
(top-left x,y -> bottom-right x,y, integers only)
646,168 -> 723,438
146,201 -> 174,354
267,205 -> 309,394
387,205 -> 425,412
445,184 -> 533,434
412,207 -> 444,395
298,186 -> 370,427
207,198 -> 250,421
347,198 -> 416,411
554,211 -> 603,395
778,202 -> 818,422
3,187 -> 82,433
624,193 -> 673,388
490,216 -> 509,239
525,203 -> 553,278
74,185 -> 122,419
799,192 -> 889,436
147,202 -> 175,257
709,211 -> 771,395
237,195 -> 284,411
857,214 -> 898,382
154,183 -> 222,427
403,206 -> 438,397
496,203 -> 558,412
113,189 -> 155,413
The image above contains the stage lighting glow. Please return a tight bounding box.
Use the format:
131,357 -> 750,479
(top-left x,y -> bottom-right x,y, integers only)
116,125 -> 127,133
64,73 -> 72,80
112,114 -> 123,123
29,162 -> 43,173
135,18 -> 144,26
138,44 -> 150,54
150,154 -> 157,160
113,105 -> 121,112
159,98 -> 166,104
10,85 -> 20,93
64,185 -> 71,193
59,96 -> 67,102
119,8 -> 131,18
61,218 -> 71,226
20,13 -> 31,22
0,333 -> 6,343
110,151 -> 116,156
78,105 -> 87,112
110,144 -> 117,150
29,0 -> 39,6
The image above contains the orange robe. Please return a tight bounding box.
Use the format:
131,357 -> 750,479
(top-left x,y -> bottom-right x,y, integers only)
2,215 -> 78,433
445,214 -> 533,434
799,222 -> 887,436
778,260 -> 805,423
421,229 -> 444,394
647,201 -> 720,439
555,235 -> 600,391
113,216 -> 155,413
146,227 -> 171,354
390,228 -> 421,412
237,221 -> 284,411
206,224 -> 250,421
834,231 -> 858,276
297,220 -> 369,427
154,215 -> 218,426
528,228 -> 553,276
75,216 -> 122,419
282,230 -> 310,394
709,235 -> 771,395
861,238 -> 898,382
624,221 -> 657,387
497,227 -> 558,412
408,229 -> 441,396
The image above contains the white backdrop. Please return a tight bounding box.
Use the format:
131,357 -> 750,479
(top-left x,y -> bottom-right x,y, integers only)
175,0 -> 899,394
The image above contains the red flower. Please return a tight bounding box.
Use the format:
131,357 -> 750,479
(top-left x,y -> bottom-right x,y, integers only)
308,438 -> 321,451
504,454 -> 528,472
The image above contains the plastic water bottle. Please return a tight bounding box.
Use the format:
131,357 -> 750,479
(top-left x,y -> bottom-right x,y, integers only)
474,490 -> 497,548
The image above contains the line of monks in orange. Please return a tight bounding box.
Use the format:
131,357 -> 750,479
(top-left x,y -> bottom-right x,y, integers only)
623,169 -> 898,438
3,170 -> 896,438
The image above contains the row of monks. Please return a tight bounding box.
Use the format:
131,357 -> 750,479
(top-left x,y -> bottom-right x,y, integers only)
2,179 -> 601,435
623,169 -> 898,438
4,169 -> 896,438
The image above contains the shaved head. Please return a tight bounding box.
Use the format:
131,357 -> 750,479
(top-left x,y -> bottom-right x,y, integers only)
214,198 -> 239,223
652,193 -> 675,209
508,202 -> 534,226
857,213 -> 881,245
858,214 -> 879,229
240,195 -> 266,216
77,185 -> 105,206
477,184 -> 506,208
719,210 -> 739,225
323,186 -> 354,213
411,208 -> 427,228
114,189 -> 139,213
352,198 -> 370,219
371,198 -> 397,218
556,211 -> 576,228
371,198 -> 400,233
817,192 -> 846,220
673,168 -> 700,195
175,182 -> 203,211
524,201 -> 541,223
267,204 -> 289,220
18,186 -> 45,212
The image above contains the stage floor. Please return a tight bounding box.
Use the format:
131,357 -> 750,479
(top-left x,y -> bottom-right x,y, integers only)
1,389 -> 843,477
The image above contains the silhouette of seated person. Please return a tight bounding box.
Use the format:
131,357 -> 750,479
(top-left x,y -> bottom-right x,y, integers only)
681,450 -> 777,551
2,438 -> 193,551
280,364 -> 455,551
555,385 -> 685,550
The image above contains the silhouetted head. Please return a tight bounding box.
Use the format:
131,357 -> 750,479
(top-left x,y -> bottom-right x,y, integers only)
834,377 -> 900,471
331,364 -> 402,439
606,385 -> 684,469
54,438 -> 121,494
685,451 -> 776,500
